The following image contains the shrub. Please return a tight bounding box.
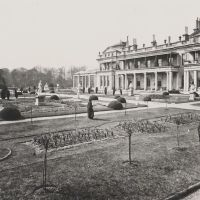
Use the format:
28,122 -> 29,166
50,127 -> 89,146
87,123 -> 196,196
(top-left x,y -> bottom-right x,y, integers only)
193,92 -> 199,97
95,87 -> 98,93
50,95 -> 59,100
117,97 -> 126,103
30,91 -> 36,94
108,100 -> 123,110
143,96 -> 151,101
1,88 -> 7,99
0,107 -> 22,120
89,95 -> 98,101
49,90 -> 55,93
114,95 -> 120,99
168,89 -> 180,94
163,91 -> 169,96
38,95 -> 46,102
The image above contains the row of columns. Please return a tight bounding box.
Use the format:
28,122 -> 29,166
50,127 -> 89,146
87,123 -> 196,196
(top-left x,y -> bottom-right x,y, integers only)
73,75 -> 91,88
184,70 -> 198,91
116,71 -> 173,91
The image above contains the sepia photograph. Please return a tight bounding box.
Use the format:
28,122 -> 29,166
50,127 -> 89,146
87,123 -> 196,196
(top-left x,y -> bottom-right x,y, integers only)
1,0 -> 200,199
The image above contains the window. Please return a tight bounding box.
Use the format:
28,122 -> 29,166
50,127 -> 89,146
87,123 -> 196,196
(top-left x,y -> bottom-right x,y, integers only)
147,78 -> 150,87
158,59 -> 162,67
147,60 -> 151,68
137,61 -> 141,68
100,76 -> 103,86
107,76 -> 109,86
137,81 -> 140,87
158,81 -> 161,87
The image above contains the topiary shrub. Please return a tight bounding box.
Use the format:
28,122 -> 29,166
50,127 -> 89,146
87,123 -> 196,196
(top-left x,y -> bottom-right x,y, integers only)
117,97 -> 126,103
114,95 -> 120,99
108,100 -> 123,110
193,92 -> 199,97
143,96 -> 151,101
89,95 -> 98,101
163,91 -> 169,96
0,107 -> 22,120
168,89 -> 180,94
50,95 -> 59,100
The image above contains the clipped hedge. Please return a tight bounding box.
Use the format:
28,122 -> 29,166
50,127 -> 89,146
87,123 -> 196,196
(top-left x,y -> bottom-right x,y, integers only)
163,91 -> 169,96
117,97 -> 126,103
143,96 -> 151,101
50,95 -> 59,100
0,107 -> 22,121
168,89 -> 180,94
89,95 -> 98,101
108,100 -> 123,110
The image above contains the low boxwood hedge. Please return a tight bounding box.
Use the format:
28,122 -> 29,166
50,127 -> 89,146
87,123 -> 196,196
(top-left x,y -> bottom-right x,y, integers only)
108,100 -> 123,110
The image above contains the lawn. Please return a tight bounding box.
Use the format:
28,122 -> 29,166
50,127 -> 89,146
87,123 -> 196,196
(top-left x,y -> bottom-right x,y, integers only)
1,108 -> 200,199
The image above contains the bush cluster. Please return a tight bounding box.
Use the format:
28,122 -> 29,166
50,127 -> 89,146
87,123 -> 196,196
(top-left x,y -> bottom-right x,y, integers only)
193,92 -> 199,97
108,100 -> 123,110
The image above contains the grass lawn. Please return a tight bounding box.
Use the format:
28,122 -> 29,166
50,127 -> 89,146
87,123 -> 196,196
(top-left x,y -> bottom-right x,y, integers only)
1,108 -> 200,199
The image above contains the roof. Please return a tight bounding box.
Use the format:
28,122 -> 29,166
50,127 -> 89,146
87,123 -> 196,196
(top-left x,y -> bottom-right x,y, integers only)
102,41 -> 126,53
74,68 -> 97,75
190,29 -> 200,37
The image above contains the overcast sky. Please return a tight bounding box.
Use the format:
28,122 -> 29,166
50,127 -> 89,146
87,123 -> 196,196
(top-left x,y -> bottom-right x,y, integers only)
0,0 -> 200,70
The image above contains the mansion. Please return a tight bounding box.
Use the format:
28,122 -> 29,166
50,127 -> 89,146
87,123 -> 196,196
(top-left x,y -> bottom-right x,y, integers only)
73,19 -> 200,94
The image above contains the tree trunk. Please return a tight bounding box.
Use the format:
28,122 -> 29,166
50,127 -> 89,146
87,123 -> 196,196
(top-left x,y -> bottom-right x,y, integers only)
176,125 -> 180,147
129,134 -> 131,164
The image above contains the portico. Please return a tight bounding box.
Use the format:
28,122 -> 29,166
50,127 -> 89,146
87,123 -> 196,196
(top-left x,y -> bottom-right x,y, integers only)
115,67 -> 180,91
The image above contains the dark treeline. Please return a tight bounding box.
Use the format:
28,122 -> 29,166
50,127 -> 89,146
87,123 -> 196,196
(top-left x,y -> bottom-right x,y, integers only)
0,66 -> 86,89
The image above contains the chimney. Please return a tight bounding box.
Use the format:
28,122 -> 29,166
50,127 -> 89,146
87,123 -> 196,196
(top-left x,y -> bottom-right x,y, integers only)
183,26 -> 189,41
196,18 -> 199,29
126,36 -> 129,47
133,38 -> 137,51
168,36 -> 171,44
151,34 -> 157,47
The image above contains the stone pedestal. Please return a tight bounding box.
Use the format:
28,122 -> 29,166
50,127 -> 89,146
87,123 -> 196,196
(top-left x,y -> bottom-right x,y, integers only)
189,93 -> 195,101
128,88 -> 134,96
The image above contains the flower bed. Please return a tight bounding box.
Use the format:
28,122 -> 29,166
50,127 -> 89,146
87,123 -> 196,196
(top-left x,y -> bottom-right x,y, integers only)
32,128 -> 114,150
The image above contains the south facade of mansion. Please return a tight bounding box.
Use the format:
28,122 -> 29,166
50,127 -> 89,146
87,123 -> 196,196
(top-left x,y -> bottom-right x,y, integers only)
73,19 -> 200,94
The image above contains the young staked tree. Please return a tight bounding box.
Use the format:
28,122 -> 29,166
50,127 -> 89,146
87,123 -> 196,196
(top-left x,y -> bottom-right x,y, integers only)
126,126 -> 133,164
40,134 -> 50,191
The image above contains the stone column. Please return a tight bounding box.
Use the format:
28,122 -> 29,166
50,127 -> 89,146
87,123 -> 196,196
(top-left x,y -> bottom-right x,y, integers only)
186,71 -> 189,91
155,72 -> 158,91
121,75 -> 124,89
194,70 -> 197,89
184,71 -> 187,91
134,73 -> 137,90
176,72 -> 179,90
144,73 -> 147,91
88,75 -> 91,88
125,74 -> 128,89
168,71 -> 172,91
166,72 -> 169,90
115,75 -> 119,89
